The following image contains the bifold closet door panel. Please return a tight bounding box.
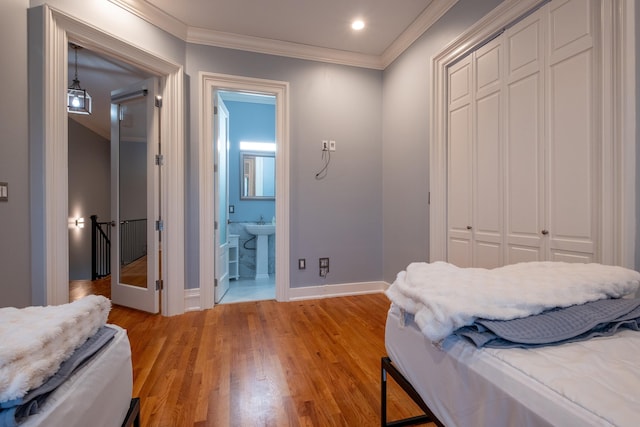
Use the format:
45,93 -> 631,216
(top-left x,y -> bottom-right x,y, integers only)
504,5 -> 546,264
546,0 -> 597,262
473,38 -> 504,269
447,56 -> 473,267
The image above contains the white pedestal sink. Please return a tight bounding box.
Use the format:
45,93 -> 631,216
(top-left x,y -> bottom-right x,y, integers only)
244,223 -> 275,280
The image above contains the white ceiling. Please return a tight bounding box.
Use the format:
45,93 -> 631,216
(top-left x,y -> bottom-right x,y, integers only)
110,0 -> 458,68
148,0 -> 433,55
71,0 -> 460,137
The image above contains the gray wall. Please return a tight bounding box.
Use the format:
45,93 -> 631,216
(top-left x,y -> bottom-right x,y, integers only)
381,0 -> 503,283
68,119 -> 110,280
636,1 -> 640,271
186,46 -> 383,288
0,0 -> 30,307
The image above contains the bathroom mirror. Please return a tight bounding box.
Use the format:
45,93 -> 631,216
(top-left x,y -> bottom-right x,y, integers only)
241,152 -> 275,199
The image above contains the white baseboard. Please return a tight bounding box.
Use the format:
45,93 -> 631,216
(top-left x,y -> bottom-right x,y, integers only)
184,281 -> 390,310
288,281 -> 389,301
184,288 -> 201,312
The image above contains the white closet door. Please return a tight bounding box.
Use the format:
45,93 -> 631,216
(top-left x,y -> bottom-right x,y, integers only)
546,0 -> 596,262
473,37 -> 504,268
504,8 -> 546,264
447,56 -> 473,267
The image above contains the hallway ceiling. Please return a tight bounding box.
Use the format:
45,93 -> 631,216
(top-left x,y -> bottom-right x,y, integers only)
71,0 -> 459,138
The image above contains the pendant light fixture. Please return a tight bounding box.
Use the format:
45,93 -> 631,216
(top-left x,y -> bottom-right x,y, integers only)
67,43 -> 92,115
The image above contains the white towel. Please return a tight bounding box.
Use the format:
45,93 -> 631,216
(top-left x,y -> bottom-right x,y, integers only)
0,295 -> 111,403
385,261 -> 640,342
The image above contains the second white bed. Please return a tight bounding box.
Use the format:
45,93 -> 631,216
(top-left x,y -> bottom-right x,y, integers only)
385,303 -> 640,427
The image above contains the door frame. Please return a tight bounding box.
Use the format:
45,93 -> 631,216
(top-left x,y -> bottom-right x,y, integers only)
30,5 -> 185,315
199,72 -> 290,308
429,0 -> 636,268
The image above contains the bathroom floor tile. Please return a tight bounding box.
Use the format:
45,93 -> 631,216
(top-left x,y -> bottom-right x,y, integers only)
219,277 -> 275,304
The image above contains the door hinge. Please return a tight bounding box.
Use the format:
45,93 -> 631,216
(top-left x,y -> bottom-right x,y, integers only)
214,106 -> 218,115
214,278 -> 218,287
155,219 -> 164,231
214,164 -> 218,173
214,221 -> 218,230
155,96 -> 162,108
155,279 -> 163,291
155,154 -> 164,165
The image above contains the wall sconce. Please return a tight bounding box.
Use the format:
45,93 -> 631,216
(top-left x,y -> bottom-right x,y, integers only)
69,217 -> 85,229
67,43 -> 92,115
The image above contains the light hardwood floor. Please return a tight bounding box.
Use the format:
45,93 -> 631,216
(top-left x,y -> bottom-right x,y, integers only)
103,293 -> 432,427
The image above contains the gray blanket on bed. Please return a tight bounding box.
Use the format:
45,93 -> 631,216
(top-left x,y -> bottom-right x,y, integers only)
0,325 -> 116,427
454,298 -> 640,348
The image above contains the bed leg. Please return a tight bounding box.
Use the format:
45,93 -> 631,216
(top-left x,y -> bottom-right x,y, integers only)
122,397 -> 140,427
381,357 -> 442,427
381,359 -> 388,427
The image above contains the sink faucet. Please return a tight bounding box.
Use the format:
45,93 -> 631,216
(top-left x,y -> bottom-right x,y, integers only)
257,215 -> 265,225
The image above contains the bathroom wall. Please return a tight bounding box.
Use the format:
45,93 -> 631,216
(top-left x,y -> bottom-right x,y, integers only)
226,100 -> 276,223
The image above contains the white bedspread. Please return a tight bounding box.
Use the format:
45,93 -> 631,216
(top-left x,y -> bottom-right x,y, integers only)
0,296 -> 111,403
385,261 -> 640,342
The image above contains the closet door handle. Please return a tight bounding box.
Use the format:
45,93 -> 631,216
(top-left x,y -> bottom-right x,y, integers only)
541,229 -> 549,235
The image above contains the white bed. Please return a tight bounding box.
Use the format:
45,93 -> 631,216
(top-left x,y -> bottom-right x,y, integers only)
19,324 -> 135,427
0,296 -> 138,427
384,303 -> 640,427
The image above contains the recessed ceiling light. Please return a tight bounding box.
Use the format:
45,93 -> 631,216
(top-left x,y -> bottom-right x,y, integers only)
351,20 -> 365,31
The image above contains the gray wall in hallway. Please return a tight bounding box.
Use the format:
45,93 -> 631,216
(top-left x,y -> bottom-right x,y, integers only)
68,120 -> 110,280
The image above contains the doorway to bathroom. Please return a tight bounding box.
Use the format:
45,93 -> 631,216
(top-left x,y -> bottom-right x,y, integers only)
198,72 -> 290,309
218,90 -> 277,304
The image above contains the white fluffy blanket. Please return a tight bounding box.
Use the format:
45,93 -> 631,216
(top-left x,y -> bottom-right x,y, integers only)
0,295 -> 111,403
386,261 -> 640,342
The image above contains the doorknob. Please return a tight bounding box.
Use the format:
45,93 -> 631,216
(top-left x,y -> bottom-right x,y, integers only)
466,225 -> 472,230
110,221 -> 117,227
541,229 -> 549,235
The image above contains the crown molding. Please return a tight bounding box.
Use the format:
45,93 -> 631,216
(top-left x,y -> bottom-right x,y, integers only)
108,0 -> 188,40
381,0 -> 459,68
109,0 -> 459,70
187,27 -> 384,69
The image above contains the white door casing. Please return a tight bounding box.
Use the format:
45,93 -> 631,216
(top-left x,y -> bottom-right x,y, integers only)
199,72 -> 290,309
32,6 -> 185,314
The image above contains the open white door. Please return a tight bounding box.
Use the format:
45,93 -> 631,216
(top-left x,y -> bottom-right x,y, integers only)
110,78 -> 160,313
214,93 -> 230,303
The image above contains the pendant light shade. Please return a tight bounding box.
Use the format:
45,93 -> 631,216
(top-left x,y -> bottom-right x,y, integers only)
67,44 -> 92,115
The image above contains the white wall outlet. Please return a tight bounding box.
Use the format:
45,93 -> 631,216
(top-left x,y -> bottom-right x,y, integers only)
329,140 -> 336,151
321,140 -> 329,151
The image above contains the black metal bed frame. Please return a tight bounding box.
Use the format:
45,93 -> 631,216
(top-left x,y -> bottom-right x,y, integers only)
122,397 -> 141,427
381,357 -> 445,427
